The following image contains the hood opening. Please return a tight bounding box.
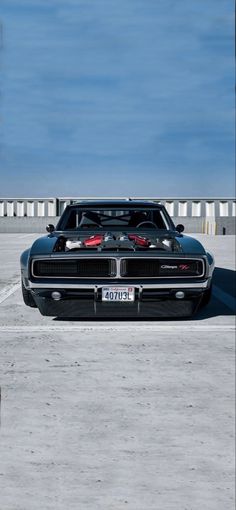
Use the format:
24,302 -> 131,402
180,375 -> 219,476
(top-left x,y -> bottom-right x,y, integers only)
53,232 -> 182,253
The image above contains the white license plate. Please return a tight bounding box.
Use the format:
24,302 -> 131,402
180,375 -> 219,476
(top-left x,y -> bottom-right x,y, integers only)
102,287 -> 135,302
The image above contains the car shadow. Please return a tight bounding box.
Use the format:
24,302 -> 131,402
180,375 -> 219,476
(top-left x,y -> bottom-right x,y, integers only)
53,266 -> 236,322
195,266 -> 236,320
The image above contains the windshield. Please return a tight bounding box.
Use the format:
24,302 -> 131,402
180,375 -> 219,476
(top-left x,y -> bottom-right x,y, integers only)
58,208 -> 172,231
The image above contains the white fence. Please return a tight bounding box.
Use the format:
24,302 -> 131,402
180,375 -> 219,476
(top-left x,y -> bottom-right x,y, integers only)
0,198 -> 57,217
0,197 -> 235,218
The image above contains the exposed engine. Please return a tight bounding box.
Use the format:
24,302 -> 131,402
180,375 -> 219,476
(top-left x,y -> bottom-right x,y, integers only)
54,232 -> 180,253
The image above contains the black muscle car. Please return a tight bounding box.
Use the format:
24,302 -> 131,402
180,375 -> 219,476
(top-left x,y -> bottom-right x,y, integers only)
20,200 -> 214,318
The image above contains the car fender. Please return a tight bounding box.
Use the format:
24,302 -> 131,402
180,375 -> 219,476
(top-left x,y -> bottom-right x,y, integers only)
20,248 -> 31,280
177,235 -> 206,255
206,250 -> 215,277
30,235 -> 58,255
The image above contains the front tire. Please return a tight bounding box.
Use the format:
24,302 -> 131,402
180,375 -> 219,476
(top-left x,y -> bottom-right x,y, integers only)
21,279 -> 37,308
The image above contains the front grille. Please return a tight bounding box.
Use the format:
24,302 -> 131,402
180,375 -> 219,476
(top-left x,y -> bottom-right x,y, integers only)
33,258 -> 113,278
121,258 -> 204,278
34,260 -> 77,277
33,257 -> 204,279
159,259 -> 204,277
121,259 -> 159,277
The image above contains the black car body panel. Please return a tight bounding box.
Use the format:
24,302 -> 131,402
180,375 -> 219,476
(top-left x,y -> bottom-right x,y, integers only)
20,200 -> 214,318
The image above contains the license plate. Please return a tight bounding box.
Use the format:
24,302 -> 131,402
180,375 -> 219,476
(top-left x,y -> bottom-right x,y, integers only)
102,287 -> 135,302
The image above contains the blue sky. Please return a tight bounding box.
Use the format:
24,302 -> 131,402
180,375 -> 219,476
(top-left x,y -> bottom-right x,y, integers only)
0,0 -> 234,197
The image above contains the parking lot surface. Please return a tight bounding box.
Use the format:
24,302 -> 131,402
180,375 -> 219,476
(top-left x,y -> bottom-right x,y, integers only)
0,234 -> 235,510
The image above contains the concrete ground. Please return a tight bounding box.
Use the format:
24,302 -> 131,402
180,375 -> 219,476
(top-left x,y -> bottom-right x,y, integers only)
0,233 -> 235,510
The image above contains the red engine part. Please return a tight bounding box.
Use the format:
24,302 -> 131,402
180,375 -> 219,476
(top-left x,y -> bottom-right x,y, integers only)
83,235 -> 104,247
128,234 -> 151,247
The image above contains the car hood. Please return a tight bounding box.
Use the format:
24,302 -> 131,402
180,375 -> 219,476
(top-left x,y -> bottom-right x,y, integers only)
30,231 -> 206,256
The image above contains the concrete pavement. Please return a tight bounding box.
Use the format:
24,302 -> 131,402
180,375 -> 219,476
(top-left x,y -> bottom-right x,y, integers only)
0,234 -> 235,510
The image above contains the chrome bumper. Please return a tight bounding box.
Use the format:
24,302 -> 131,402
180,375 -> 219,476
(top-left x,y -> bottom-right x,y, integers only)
27,280 -> 210,290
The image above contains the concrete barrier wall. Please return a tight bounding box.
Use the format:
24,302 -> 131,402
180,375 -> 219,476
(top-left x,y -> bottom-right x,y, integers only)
0,198 -> 235,233
215,217 -> 236,235
0,216 -> 234,234
0,217 -> 61,233
0,197 -> 236,219
172,217 -> 204,233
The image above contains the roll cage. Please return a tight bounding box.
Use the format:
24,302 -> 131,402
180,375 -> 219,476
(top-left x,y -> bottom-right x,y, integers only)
56,205 -> 175,231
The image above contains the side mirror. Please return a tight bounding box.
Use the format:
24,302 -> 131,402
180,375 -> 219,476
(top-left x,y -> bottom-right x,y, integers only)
176,224 -> 185,233
46,224 -> 55,233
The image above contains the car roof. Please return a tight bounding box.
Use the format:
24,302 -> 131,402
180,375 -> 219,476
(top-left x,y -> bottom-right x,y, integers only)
68,200 -> 164,209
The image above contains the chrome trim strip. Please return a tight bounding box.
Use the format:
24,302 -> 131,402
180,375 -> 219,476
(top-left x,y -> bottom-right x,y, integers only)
28,281 -> 209,290
138,286 -> 143,314
116,258 -> 122,279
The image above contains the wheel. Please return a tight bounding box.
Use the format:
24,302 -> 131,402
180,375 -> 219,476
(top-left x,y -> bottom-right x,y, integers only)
21,279 -> 37,308
200,284 -> 212,308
